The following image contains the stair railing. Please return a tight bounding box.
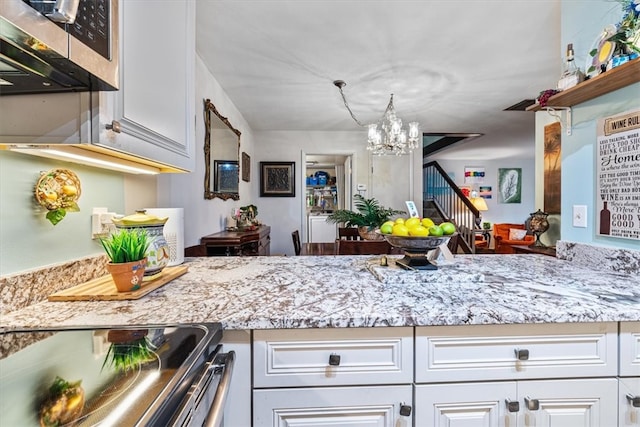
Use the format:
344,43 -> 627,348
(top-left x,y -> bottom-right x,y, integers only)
423,161 -> 480,253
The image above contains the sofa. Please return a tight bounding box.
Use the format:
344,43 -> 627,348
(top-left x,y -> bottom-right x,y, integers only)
493,223 -> 535,254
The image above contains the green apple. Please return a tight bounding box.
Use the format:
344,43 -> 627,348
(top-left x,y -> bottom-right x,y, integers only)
428,225 -> 444,237
440,222 -> 456,235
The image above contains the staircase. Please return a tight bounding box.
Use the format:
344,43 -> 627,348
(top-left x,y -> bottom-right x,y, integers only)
423,161 -> 481,254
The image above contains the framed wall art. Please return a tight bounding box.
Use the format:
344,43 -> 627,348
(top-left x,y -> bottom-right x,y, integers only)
241,152 -> 250,182
544,122 -> 561,214
260,161 -> 295,197
498,168 -> 522,203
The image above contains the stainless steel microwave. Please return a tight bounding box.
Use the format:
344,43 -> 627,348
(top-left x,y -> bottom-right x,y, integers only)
0,0 -> 119,95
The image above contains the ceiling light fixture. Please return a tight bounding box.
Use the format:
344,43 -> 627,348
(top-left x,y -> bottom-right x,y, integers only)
333,80 -> 420,156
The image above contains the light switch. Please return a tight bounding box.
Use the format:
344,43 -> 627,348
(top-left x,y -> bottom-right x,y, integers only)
573,205 -> 587,228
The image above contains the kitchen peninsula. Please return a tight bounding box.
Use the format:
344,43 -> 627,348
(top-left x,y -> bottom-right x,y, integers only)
2,242 -> 639,426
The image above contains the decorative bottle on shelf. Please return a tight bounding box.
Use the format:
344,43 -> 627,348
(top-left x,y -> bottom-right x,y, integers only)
599,201 -> 611,235
557,43 -> 584,91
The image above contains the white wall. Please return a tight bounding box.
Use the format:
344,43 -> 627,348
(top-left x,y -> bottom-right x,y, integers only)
159,55 -> 256,249
253,131 -> 420,255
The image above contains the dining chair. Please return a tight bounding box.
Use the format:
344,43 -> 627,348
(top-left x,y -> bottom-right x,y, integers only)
338,227 -> 362,240
335,239 -> 392,255
291,230 -> 301,256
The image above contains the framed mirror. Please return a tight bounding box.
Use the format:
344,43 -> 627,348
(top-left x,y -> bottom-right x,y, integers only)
204,98 -> 241,200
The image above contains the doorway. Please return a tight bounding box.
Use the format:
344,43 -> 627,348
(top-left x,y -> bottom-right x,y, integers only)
301,152 -> 353,244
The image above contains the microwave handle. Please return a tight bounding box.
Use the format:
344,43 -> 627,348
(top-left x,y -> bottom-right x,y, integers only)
204,350 -> 236,427
47,0 -> 80,23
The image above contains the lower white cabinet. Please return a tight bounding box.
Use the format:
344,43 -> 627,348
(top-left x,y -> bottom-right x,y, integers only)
620,322 -> 640,427
253,385 -> 413,427
620,378 -> 640,427
415,378 -> 618,427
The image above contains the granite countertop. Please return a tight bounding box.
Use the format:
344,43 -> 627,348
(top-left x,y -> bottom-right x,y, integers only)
2,253 -> 639,331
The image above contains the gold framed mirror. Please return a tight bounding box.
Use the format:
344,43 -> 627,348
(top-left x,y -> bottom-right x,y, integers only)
204,98 -> 241,200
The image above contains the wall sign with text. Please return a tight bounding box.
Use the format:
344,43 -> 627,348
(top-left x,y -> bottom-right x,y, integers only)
596,109 -> 640,240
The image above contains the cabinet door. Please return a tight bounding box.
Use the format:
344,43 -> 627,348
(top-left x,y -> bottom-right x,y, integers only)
620,377 -> 640,427
96,0 -> 195,171
414,381 -> 517,427
621,322 -> 640,377
518,378 -> 618,427
253,385 -> 412,427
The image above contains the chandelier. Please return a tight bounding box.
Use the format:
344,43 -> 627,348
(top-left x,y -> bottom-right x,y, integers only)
334,80 -> 420,155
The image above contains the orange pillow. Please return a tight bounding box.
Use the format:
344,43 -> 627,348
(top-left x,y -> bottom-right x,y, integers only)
509,228 -> 527,240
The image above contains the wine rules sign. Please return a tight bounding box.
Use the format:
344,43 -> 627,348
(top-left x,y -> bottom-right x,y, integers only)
597,109 -> 640,240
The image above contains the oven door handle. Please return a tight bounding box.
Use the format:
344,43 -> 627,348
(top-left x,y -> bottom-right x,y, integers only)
204,350 -> 236,427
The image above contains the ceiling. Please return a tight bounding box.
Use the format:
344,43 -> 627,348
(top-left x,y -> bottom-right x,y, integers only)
196,0 -> 561,160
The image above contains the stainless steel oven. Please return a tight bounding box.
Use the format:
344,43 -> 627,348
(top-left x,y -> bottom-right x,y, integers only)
0,323 -> 234,426
0,0 -> 119,94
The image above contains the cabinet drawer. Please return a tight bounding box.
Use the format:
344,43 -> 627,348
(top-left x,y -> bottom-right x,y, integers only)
253,328 -> 413,387
253,385 -> 413,427
620,322 -> 640,377
415,322 -> 617,383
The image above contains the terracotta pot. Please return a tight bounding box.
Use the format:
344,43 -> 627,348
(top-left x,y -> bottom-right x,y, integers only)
358,226 -> 384,240
106,259 -> 146,292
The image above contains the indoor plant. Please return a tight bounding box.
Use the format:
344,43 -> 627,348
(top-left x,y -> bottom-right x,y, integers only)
326,194 -> 405,240
100,228 -> 150,292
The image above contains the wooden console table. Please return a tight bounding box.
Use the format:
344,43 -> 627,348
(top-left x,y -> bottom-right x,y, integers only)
512,245 -> 557,257
201,225 -> 270,256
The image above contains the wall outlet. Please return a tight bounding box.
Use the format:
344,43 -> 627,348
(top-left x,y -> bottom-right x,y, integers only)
91,207 -> 118,239
357,183 -> 367,191
572,205 -> 587,228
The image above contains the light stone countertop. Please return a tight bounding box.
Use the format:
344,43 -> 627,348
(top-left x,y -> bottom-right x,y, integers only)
2,253 -> 639,331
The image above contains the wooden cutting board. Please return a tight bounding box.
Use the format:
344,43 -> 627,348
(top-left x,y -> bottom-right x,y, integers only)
48,265 -> 189,301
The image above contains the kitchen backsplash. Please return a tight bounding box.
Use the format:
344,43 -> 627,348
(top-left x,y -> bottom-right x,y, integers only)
0,254 -> 108,315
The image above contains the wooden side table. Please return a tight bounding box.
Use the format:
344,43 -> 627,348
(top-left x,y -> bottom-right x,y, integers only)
512,245 -> 556,257
201,225 -> 271,256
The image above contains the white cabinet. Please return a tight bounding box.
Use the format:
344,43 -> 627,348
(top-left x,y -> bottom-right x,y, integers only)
95,0 -> 195,171
414,323 -> 619,427
253,328 -> 414,426
620,322 -> 640,427
415,322 -> 618,383
620,378 -> 640,427
254,385 -> 413,427
415,379 -> 618,427
308,214 -> 337,243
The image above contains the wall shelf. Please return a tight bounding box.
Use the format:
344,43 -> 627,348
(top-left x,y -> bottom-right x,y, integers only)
527,58 -> 640,112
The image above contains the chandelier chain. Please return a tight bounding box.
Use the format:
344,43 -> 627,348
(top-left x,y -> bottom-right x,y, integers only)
336,84 -> 367,127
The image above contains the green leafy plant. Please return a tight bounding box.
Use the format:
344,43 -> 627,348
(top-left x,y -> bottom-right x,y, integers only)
99,228 -> 150,263
102,335 -> 156,373
326,194 -> 405,231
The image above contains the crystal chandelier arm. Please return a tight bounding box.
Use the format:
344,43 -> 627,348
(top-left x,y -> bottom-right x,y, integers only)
333,80 -> 367,127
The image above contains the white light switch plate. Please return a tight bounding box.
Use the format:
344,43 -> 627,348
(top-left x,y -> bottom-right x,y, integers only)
573,205 -> 587,228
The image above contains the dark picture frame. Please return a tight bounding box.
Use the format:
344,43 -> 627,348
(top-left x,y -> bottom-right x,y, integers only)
214,160 -> 239,193
260,161 -> 295,197
241,152 -> 250,182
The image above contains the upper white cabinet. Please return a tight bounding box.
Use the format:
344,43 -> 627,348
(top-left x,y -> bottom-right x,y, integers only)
95,0 -> 195,171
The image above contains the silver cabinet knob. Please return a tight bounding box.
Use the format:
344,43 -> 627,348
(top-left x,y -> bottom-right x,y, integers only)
505,399 -> 520,413
328,353 -> 341,366
514,348 -> 529,360
106,120 -> 122,133
525,396 -> 540,411
627,394 -> 640,408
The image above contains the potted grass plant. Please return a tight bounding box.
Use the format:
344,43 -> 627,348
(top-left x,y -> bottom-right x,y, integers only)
326,194 -> 405,240
100,228 -> 150,292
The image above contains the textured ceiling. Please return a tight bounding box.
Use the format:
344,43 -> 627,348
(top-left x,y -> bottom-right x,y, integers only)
196,0 -> 562,160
